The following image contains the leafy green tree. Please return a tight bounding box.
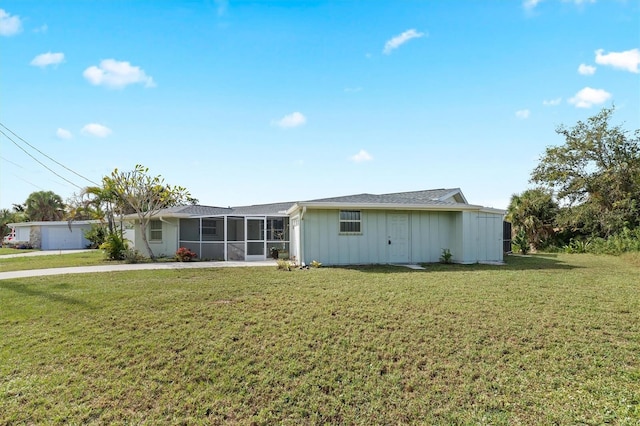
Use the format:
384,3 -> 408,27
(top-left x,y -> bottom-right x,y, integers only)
24,191 -> 65,221
1,208 -> 24,239
507,188 -> 558,250
103,165 -> 191,260
531,107 -> 640,237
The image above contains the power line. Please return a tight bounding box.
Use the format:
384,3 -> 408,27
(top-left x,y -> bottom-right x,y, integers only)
0,128 -> 84,190
0,122 -> 100,187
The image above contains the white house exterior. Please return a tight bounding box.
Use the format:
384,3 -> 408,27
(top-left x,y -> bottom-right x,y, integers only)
126,188 -> 506,265
6,221 -> 97,250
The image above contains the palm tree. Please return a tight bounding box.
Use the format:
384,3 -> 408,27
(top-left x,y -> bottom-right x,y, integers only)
24,191 -> 65,221
506,188 -> 558,251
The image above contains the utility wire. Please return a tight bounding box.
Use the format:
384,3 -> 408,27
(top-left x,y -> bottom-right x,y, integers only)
0,128 -> 84,190
0,122 -> 100,186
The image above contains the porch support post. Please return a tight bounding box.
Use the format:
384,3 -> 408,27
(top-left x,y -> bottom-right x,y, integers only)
224,216 -> 228,261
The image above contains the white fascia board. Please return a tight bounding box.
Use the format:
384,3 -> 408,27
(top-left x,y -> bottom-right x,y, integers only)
438,188 -> 468,204
7,220 -> 100,227
292,202 -> 501,213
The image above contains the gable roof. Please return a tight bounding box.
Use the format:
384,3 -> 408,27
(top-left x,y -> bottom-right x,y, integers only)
126,188 -> 503,220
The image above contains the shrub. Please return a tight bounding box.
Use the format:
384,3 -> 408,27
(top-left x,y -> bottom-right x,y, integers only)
84,224 -> 107,249
276,258 -> 293,271
512,230 -> 530,255
310,260 -> 322,268
123,248 -> 145,264
175,247 -> 197,262
100,232 -> 128,260
440,248 -> 453,264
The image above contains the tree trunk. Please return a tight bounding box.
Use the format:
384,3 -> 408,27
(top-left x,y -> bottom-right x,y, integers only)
139,219 -> 156,260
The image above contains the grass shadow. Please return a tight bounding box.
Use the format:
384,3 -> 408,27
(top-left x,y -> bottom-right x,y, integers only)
0,280 -> 93,308
333,253 -> 578,274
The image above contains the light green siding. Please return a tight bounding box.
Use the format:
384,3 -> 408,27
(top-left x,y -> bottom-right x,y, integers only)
300,208 -> 503,265
133,218 -> 179,258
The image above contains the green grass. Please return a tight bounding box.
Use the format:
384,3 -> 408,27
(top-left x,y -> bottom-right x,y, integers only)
1,254 -> 639,424
0,247 -> 36,255
0,250 -> 114,272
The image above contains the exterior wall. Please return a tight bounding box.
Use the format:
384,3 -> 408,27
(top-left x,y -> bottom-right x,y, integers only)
134,218 -> 179,258
301,209 -> 462,265
300,208 -> 503,265
458,211 -> 504,263
15,226 -> 31,242
40,224 -> 92,250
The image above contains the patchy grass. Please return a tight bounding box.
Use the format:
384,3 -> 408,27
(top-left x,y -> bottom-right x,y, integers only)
0,250 -> 113,272
1,254 -> 639,424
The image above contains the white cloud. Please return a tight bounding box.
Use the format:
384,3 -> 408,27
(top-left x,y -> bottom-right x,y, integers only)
34,24 -> 48,33
56,128 -> 72,139
577,63 -> 596,75
81,123 -> 112,138
83,59 -> 156,89
383,29 -> 426,55
568,87 -> 611,108
595,48 -> 640,73
515,109 -> 531,119
543,97 -> 562,106
273,112 -> 306,129
350,149 -> 373,163
30,52 -> 65,68
0,9 -> 22,36
523,0 -> 543,10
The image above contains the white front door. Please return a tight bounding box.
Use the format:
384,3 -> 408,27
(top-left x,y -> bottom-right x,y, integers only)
387,213 -> 409,263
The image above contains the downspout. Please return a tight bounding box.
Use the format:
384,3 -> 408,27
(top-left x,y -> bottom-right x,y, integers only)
300,206 -> 306,266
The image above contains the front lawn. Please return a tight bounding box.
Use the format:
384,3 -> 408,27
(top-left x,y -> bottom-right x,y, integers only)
1,254 -> 638,424
0,247 -> 36,255
0,250 -> 111,272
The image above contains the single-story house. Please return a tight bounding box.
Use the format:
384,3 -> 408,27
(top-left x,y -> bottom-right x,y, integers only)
6,220 -> 98,250
125,188 -> 506,265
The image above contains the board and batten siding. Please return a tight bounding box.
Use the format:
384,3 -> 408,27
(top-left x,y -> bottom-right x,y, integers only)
457,211 -> 504,263
301,209 -> 465,265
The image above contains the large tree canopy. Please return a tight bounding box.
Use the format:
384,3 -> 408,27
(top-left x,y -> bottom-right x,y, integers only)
24,190 -> 65,222
530,107 -> 640,237
103,165 -> 191,260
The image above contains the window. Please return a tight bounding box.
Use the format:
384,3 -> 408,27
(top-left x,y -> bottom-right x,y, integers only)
202,219 -> 217,238
339,210 -> 361,234
149,220 -> 162,241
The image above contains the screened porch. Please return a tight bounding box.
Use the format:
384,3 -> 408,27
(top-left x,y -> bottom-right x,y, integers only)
178,216 -> 289,261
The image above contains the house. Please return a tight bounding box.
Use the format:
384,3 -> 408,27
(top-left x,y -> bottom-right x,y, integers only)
6,221 -> 98,250
125,188 -> 506,265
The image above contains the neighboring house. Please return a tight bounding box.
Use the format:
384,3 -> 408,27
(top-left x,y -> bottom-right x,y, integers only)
6,221 -> 97,250
125,188 -> 506,265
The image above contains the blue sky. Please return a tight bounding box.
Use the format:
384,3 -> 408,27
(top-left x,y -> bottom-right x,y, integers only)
1,0 -> 638,211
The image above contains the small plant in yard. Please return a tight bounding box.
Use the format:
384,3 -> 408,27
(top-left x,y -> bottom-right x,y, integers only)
440,248 -> 453,264
310,260 -> 322,268
175,247 -> 197,262
100,232 -> 128,260
512,230 -> 530,255
276,258 -> 293,271
123,248 -> 145,264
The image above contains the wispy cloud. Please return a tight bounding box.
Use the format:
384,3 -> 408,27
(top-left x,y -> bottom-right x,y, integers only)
0,9 -> 22,36
33,24 -> 48,33
83,59 -> 156,89
577,63 -> 596,75
31,52 -> 65,68
523,0 -> 543,11
350,149 -> 373,163
344,87 -> 363,93
383,29 -> 426,55
272,112 -> 306,129
595,48 -> 640,73
515,109 -> 531,119
568,87 -> 611,108
56,128 -> 72,140
543,98 -> 562,106
81,123 -> 112,138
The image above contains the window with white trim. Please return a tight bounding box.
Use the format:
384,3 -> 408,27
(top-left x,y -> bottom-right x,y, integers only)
149,220 -> 162,241
339,210 -> 361,234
